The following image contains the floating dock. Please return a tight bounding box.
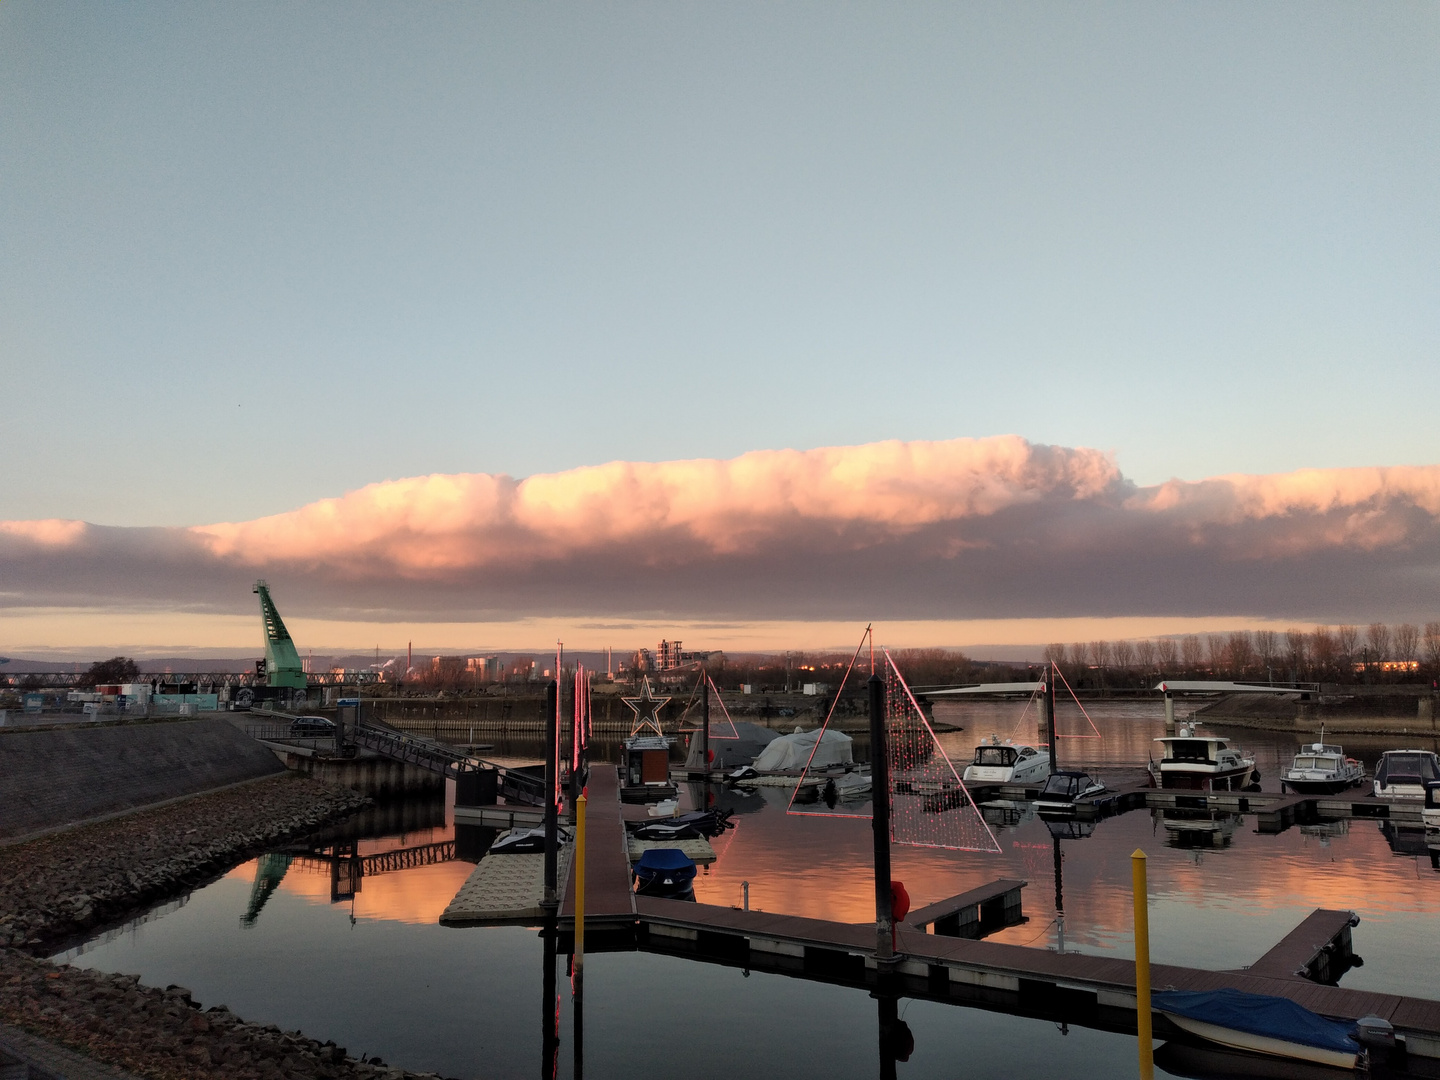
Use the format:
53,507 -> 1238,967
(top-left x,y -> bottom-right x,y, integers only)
441,846 -> 573,926
545,764 -> 1440,1060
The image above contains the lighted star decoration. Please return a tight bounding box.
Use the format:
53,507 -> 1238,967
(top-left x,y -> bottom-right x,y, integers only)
623,676 -> 671,737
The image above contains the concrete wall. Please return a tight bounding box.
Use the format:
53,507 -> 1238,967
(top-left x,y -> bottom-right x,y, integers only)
283,753 -> 445,798
0,717 -> 286,841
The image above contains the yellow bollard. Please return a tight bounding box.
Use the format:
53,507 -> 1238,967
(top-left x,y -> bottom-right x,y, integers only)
575,794 -> 587,977
1132,849 -> 1153,1080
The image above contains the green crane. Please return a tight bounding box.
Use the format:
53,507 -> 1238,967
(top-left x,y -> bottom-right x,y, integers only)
253,580 -> 307,689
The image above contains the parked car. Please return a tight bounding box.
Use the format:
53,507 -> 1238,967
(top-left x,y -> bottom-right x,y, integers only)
290,715 -> 336,737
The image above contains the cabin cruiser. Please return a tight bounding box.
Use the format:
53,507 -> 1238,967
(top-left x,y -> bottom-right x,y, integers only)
1150,728 -> 1259,791
962,737 -> 1050,786
1281,742 -> 1364,795
1036,770 -> 1106,815
1372,750 -> 1440,799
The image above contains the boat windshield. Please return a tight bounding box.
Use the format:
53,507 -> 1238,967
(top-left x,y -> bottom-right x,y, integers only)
974,746 -> 1018,767
1163,739 -> 1215,764
1291,755 -> 1331,771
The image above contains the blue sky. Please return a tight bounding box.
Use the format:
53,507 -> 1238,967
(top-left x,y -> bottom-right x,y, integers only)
4,3 -> 1437,531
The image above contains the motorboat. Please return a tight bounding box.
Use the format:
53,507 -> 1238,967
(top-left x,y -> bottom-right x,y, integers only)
822,769 -> 872,801
962,737 -> 1050,786
489,825 -> 573,854
1150,728 -> 1259,791
1280,741 -> 1364,795
633,848 -> 697,897
1036,770 -> 1106,815
1372,749 -> 1440,799
1153,988 -> 1364,1070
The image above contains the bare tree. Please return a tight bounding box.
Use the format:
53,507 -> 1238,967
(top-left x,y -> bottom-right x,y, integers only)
1254,630 -> 1278,676
1180,635 -> 1203,672
1206,634 -> 1227,676
1311,627 -> 1338,678
1043,643 -> 1067,666
1424,623 -> 1440,673
1395,624 -> 1420,669
1112,639 -> 1135,671
1089,641 -> 1112,669
1071,644 -> 1088,670
1336,625 -> 1359,674
1156,638 -> 1178,671
1135,639 -> 1157,672
1227,631 -> 1255,678
1284,628 -> 1308,679
1366,623 -> 1392,664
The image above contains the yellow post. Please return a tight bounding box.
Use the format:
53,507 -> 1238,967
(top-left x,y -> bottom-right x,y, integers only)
575,794 -> 587,977
1132,849 -> 1153,1080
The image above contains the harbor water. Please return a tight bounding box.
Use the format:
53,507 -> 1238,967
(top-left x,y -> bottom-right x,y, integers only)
58,703 -> 1440,1079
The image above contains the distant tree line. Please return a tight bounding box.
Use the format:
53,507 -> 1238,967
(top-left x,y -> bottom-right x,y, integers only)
1041,622 -> 1440,688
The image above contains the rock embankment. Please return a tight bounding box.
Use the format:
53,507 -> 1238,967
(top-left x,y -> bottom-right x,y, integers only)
0,950 -> 443,1079
0,774 -> 369,953
0,774 -> 454,1078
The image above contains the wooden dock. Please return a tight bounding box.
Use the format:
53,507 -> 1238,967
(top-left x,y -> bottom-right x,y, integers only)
547,764 -> 1440,1061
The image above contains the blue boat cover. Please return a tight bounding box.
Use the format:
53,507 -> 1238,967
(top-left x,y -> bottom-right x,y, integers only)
635,848 -> 696,873
1154,989 -> 1358,1055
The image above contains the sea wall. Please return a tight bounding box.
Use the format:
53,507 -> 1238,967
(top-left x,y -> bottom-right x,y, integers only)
0,717 -> 286,841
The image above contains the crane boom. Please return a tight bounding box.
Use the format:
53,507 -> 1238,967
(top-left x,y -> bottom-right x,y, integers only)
253,580 -> 307,689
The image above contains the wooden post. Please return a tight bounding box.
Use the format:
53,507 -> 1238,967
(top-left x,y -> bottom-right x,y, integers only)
869,673 -> 893,962
1132,849 -> 1153,1080
543,680 -> 558,910
1044,665 -> 1058,773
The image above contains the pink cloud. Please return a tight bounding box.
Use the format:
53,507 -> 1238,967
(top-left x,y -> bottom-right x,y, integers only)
2,436 -> 1438,623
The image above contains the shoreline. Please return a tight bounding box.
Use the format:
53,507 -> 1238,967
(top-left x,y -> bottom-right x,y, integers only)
0,774 -> 454,1079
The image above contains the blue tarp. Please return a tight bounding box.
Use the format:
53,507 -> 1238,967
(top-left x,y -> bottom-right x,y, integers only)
635,848 -> 696,873
1154,989 -> 1358,1055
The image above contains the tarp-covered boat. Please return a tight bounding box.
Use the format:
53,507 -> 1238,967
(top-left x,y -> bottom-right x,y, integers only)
751,728 -> 853,772
633,848 -> 697,897
1153,989 -> 1360,1069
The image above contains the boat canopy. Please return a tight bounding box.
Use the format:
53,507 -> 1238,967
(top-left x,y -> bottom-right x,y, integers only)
973,745 -> 1020,767
1040,771 -> 1094,799
1153,989 -> 1358,1056
752,728 -> 853,772
1375,752 -> 1440,786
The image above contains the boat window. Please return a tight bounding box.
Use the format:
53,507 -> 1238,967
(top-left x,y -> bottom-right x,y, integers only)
1164,740 -> 1214,763
1018,747 -> 1035,758
975,746 -> 1018,766
1291,756 -> 1319,770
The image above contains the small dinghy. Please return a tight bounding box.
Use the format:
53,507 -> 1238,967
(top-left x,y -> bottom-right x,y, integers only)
489,825 -> 573,854
633,848 -> 697,897
1153,988 -> 1363,1070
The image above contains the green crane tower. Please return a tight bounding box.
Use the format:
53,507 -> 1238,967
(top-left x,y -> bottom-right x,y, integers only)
253,580 -> 307,689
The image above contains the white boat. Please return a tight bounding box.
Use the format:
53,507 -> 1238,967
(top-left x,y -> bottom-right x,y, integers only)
823,770 -> 872,800
1425,782 -> 1440,832
1280,742 -> 1364,795
1153,988 -> 1365,1071
1372,749 -> 1440,800
1150,728 -> 1259,792
1035,770 -> 1106,815
962,736 -> 1050,786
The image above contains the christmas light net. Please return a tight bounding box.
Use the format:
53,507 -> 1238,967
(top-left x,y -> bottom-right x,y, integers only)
676,672 -> 740,739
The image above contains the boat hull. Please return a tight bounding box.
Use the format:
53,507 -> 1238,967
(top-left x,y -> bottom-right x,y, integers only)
1283,776 -> 1363,796
1160,1013 -> 1358,1070
1158,765 -> 1257,792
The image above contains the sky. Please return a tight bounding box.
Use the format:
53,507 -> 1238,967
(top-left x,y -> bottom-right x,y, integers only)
2,4 -> 1438,658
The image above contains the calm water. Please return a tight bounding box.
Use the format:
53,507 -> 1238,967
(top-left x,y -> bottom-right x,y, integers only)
61,705 -> 1440,1079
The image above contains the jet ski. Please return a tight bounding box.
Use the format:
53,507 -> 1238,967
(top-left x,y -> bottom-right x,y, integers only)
632,808 -> 735,841
489,825 -> 573,854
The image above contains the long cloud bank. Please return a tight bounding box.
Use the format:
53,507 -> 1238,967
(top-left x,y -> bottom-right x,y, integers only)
3,436 -> 1439,624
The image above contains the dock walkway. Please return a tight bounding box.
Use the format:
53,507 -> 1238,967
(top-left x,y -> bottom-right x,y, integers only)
552,763 -> 1440,1060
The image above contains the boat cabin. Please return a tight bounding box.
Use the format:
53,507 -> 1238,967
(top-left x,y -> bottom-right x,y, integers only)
971,744 -> 1037,768
1374,751 -> 1440,795
1290,744 -> 1345,771
1155,736 -> 1233,764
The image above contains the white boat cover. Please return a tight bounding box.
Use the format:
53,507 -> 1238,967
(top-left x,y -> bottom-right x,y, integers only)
752,728 -> 853,772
